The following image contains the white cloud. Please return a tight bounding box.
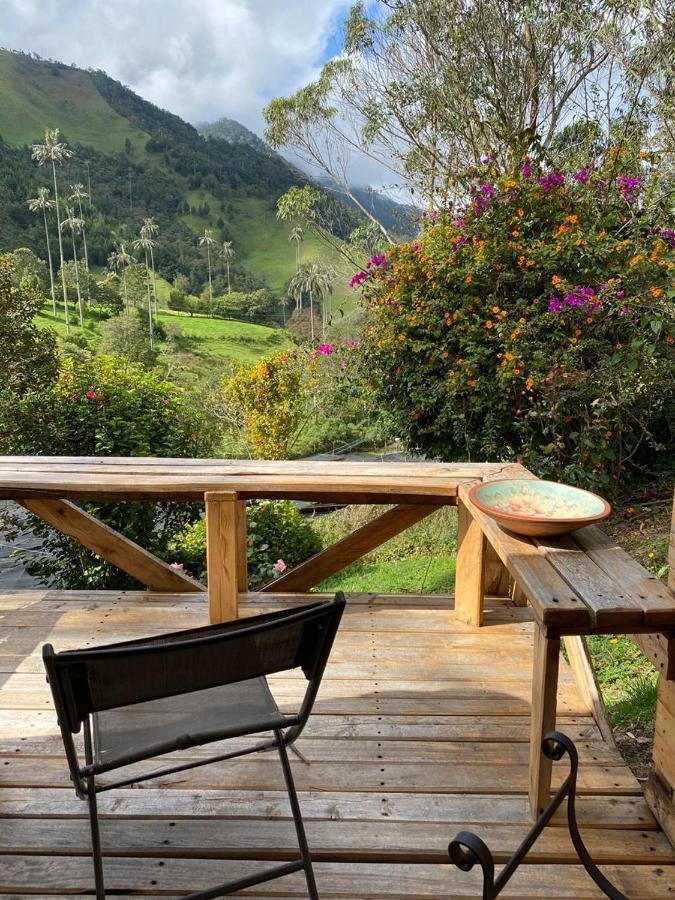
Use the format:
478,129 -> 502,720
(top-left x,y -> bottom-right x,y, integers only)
0,0 -> 350,134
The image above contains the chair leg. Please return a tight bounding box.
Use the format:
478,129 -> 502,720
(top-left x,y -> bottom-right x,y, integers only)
275,731 -> 319,900
86,776 -> 106,899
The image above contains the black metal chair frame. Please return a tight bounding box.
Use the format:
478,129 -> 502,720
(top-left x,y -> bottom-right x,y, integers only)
449,731 -> 629,899
43,594 -> 346,900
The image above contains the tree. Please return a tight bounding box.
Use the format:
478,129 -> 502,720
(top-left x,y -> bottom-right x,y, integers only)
69,183 -> 90,294
219,240 -> 235,294
288,261 -> 335,340
60,207 -> 85,327
107,243 -> 136,314
264,1 -> 635,213
100,314 -> 158,368
132,232 -> 156,348
0,253 -> 59,400
32,128 -> 73,332
289,225 -> 304,272
27,187 -> 57,316
141,217 -> 160,314
199,228 -> 216,312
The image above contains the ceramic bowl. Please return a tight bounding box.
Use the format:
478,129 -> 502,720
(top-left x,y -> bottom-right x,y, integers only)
467,479 -> 611,537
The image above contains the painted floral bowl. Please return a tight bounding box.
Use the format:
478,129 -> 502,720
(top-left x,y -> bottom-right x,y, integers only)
467,479 -> 611,537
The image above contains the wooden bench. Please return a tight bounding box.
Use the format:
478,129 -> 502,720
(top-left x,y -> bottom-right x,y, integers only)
456,472 -> 675,821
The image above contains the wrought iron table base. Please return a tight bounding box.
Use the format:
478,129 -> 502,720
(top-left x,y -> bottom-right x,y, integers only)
448,731 -> 629,899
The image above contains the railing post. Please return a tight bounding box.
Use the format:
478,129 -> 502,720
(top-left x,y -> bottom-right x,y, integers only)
529,626 -> 560,816
455,497 -> 486,626
205,491 -> 243,623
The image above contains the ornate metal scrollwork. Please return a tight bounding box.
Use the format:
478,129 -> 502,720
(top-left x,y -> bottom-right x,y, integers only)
448,731 -> 629,899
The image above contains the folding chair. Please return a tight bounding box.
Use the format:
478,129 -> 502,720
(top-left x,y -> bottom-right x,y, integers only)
43,593 -> 346,899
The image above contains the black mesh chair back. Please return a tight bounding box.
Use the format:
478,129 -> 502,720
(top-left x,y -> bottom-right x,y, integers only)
43,595 -> 345,900
45,599 -> 342,733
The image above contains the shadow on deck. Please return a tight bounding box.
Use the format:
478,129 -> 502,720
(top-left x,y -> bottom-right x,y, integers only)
0,589 -> 673,897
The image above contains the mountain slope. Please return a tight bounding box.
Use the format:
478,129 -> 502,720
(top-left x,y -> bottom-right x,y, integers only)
0,49 -> 360,302
197,117 -> 270,155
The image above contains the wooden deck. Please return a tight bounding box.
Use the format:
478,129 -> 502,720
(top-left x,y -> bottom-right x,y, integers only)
1,589 -> 674,898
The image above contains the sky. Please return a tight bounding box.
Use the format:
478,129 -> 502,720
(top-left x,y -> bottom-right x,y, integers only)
0,0 -> 351,134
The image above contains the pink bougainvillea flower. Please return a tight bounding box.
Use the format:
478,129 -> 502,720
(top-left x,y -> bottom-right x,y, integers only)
316,343 -> 336,356
170,562 -> 185,571
349,271 -> 368,288
273,559 -> 287,573
85,390 -> 97,400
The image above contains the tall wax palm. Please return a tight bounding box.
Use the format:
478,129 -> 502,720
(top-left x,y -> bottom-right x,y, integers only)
199,228 -> 216,312
289,225 -> 303,272
141,217 -> 160,314
288,262 -> 334,341
27,187 -> 57,316
32,128 -> 73,333
61,207 -> 85,326
133,232 -> 156,349
219,240 -> 235,294
69,183 -> 90,295
107,243 -> 135,315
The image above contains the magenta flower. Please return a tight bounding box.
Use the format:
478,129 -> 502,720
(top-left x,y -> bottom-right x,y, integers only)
520,163 -> 532,178
616,290 -> 625,299
316,343 -> 336,356
616,175 -> 642,202
367,253 -> 387,269
349,271 -> 368,288
548,298 -> 563,313
346,339 -> 357,348
536,171 -> 565,192
85,390 -> 97,400
572,167 -> 590,184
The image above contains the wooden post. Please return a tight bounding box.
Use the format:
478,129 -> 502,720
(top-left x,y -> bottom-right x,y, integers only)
529,625 -> 560,817
236,500 -> 249,593
484,541 -> 510,597
455,497 -> 486,626
563,635 -> 615,746
205,491 -> 241,623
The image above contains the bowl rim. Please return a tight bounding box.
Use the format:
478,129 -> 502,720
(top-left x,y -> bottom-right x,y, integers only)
467,478 -> 612,525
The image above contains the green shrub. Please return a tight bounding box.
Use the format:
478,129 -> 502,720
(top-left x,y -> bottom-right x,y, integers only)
168,500 -> 322,588
359,151 -> 675,493
2,355 -> 216,589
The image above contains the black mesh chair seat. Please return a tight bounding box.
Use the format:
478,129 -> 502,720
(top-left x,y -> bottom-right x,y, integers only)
44,595 -> 345,899
93,676 -> 290,771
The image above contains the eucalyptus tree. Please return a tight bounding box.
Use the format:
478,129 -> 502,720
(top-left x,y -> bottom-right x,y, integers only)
141,217 -> 160,314
107,243 -> 136,314
199,228 -> 216,312
31,128 -> 73,332
132,232 -> 156,348
27,187 -> 57,316
289,225 -> 304,272
60,207 -> 85,326
219,240 -> 235,294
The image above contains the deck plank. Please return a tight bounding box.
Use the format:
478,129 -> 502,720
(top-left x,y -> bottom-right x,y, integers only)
0,589 -> 672,897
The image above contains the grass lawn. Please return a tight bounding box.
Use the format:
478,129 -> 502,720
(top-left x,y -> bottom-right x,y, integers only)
36,303 -> 294,387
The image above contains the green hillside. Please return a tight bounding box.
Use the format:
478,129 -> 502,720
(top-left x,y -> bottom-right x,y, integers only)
0,49 -> 360,307
0,52 -> 148,154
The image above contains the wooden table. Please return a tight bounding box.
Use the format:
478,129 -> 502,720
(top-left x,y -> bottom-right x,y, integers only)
456,478 -> 675,819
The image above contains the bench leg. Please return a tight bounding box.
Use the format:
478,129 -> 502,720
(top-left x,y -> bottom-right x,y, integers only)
529,626 -> 560,817
455,498 -> 486,626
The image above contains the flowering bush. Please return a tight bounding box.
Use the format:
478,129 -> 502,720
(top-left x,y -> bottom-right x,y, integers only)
359,152 -> 675,490
220,341 -> 366,458
1,356 -> 216,588
168,500 -> 322,588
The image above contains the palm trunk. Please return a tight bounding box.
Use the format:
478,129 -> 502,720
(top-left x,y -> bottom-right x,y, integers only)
144,251 -> 154,349
309,289 -> 315,341
207,246 -> 213,314
122,267 -> 129,315
149,245 -> 158,315
295,240 -> 300,272
226,260 -> 231,294
51,160 -> 70,334
76,197 -> 90,299
42,207 -> 57,316
71,232 -> 84,327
